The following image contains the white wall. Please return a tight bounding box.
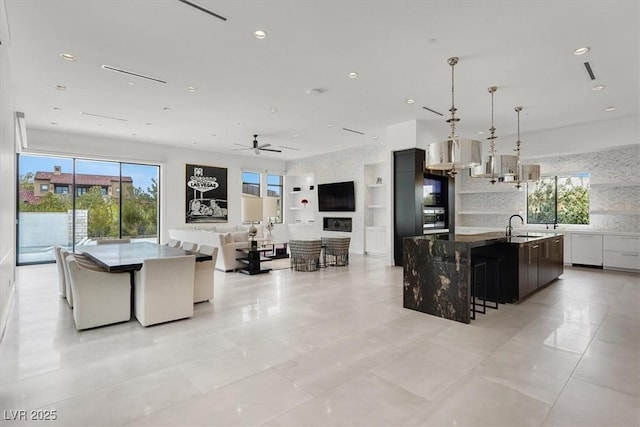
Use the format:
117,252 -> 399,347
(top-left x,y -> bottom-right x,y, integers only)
25,128 -> 287,242
285,143 -> 387,254
0,0 -> 16,337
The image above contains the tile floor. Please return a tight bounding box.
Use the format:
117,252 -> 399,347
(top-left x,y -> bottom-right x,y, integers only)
0,255 -> 638,426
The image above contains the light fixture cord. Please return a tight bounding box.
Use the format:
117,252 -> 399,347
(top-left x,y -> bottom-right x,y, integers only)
514,106 -> 522,189
488,87 -> 497,184
446,57 -> 460,176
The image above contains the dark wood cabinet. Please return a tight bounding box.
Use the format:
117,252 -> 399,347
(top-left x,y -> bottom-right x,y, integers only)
393,148 -> 453,266
393,149 -> 425,266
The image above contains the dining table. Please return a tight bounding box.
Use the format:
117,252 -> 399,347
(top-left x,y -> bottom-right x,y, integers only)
79,241 -> 211,272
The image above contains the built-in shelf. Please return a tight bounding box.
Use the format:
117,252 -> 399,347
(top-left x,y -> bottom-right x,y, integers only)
590,210 -> 640,215
590,182 -> 640,188
457,188 -> 523,194
367,183 -> 385,188
458,211 -> 519,215
367,205 -> 384,209
288,207 -> 304,210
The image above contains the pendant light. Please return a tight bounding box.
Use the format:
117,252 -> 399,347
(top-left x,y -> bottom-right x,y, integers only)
426,57 -> 481,176
512,106 -> 540,189
471,86 -> 518,183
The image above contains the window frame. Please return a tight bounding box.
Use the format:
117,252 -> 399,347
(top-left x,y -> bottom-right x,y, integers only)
242,171 -> 261,197
526,172 -> 591,226
266,174 -> 284,224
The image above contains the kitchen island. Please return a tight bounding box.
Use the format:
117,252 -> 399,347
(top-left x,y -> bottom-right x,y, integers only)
403,232 -> 563,324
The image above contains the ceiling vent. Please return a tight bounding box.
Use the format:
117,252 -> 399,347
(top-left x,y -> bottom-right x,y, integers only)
101,65 -> 167,84
583,61 -> 597,81
342,127 -> 365,135
80,112 -> 128,122
177,0 -> 227,21
422,106 -> 444,116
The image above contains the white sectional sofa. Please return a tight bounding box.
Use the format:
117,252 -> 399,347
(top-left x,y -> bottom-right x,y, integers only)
168,225 -> 261,272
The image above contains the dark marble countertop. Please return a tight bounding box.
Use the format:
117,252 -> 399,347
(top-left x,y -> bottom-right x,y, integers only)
407,231 -> 562,248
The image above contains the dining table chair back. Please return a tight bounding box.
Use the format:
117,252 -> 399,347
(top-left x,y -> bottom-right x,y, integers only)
194,245 -> 218,303
134,255 -> 195,326
65,256 -> 131,330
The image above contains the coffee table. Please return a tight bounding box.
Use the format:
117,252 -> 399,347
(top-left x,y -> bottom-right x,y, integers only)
235,247 -> 272,275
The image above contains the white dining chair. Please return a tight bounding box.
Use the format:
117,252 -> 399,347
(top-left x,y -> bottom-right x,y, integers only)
133,255 -> 195,326
166,239 -> 181,248
53,245 -> 66,298
194,245 -> 218,303
181,241 -> 198,251
65,256 -> 131,330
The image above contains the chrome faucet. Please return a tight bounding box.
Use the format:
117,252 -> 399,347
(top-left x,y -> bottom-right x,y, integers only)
506,214 -> 524,237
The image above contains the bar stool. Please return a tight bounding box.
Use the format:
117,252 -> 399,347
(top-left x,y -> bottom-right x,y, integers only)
480,254 -> 503,310
470,258 -> 487,320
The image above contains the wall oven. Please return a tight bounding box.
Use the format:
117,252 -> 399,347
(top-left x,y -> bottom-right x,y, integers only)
423,206 -> 446,231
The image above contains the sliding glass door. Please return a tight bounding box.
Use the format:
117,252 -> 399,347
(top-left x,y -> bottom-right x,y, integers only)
17,154 -> 160,265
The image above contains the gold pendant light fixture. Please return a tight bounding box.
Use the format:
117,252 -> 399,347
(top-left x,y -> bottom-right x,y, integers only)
471,86 -> 518,183
426,57 -> 481,176
513,106 -> 541,189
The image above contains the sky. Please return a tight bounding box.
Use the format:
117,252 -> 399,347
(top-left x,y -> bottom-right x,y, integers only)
19,154 -> 158,192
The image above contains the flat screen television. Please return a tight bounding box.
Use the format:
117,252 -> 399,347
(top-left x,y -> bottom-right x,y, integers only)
317,181 -> 355,212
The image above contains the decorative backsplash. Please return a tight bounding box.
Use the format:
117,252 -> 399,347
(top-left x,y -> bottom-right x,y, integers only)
457,144 -> 639,232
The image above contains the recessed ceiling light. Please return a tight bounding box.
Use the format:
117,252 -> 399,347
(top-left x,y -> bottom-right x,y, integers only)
60,53 -> 76,61
132,133 -> 137,136
270,107 -> 278,113
292,133 -> 299,138
163,107 -> 171,111
145,122 -> 152,126
128,82 -> 135,86
348,72 -> 359,79
187,86 -> 197,92
236,122 -> 243,126
212,133 -> 216,137
327,123 -> 334,128
405,98 -> 415,104
372,135 -> 379,140
477,131 -> 485,135
53,107 -> 61,110
50,122 -> 58,125
574,47 -> 590,55
55,84 -> 67,91
605,106 -> 616,112
592,85 -> 606,91
254,30 -> 267,39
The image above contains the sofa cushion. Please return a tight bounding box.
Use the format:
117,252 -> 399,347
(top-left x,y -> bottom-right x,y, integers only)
231,231 -> 249,243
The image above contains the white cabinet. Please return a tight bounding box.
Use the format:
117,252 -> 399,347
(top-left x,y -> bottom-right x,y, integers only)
603,235 -> 640,271
571,233 -> 603,266
563,233 -> 572,264
365,226 -> 386,255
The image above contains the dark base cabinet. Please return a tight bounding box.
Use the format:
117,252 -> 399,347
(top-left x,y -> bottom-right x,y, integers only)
474,235 -> 564,303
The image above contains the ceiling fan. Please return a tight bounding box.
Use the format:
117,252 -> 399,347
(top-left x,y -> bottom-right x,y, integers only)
232,134 -> 281,155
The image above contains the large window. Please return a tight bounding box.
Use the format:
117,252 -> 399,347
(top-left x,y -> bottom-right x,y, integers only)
242,171 -> 260,196
527,173 -> 590,225
267,174 -> 283,223
17,154 -> 160,264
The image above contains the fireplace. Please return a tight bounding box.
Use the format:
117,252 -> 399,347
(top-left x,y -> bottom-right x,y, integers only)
323,217 -> 352,232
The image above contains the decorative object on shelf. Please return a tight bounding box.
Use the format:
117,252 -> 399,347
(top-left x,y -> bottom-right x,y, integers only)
241,195 -> 263,239
376,177 -> 382,184
301,198 -> 309,207
185,164 -> 228,223
471,86 -> 518,184
426,57 -> 481,176
292,187 -> 301,192
511,106 -> 541,189
309,185 -> 314,190
263,196 -> 279,241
